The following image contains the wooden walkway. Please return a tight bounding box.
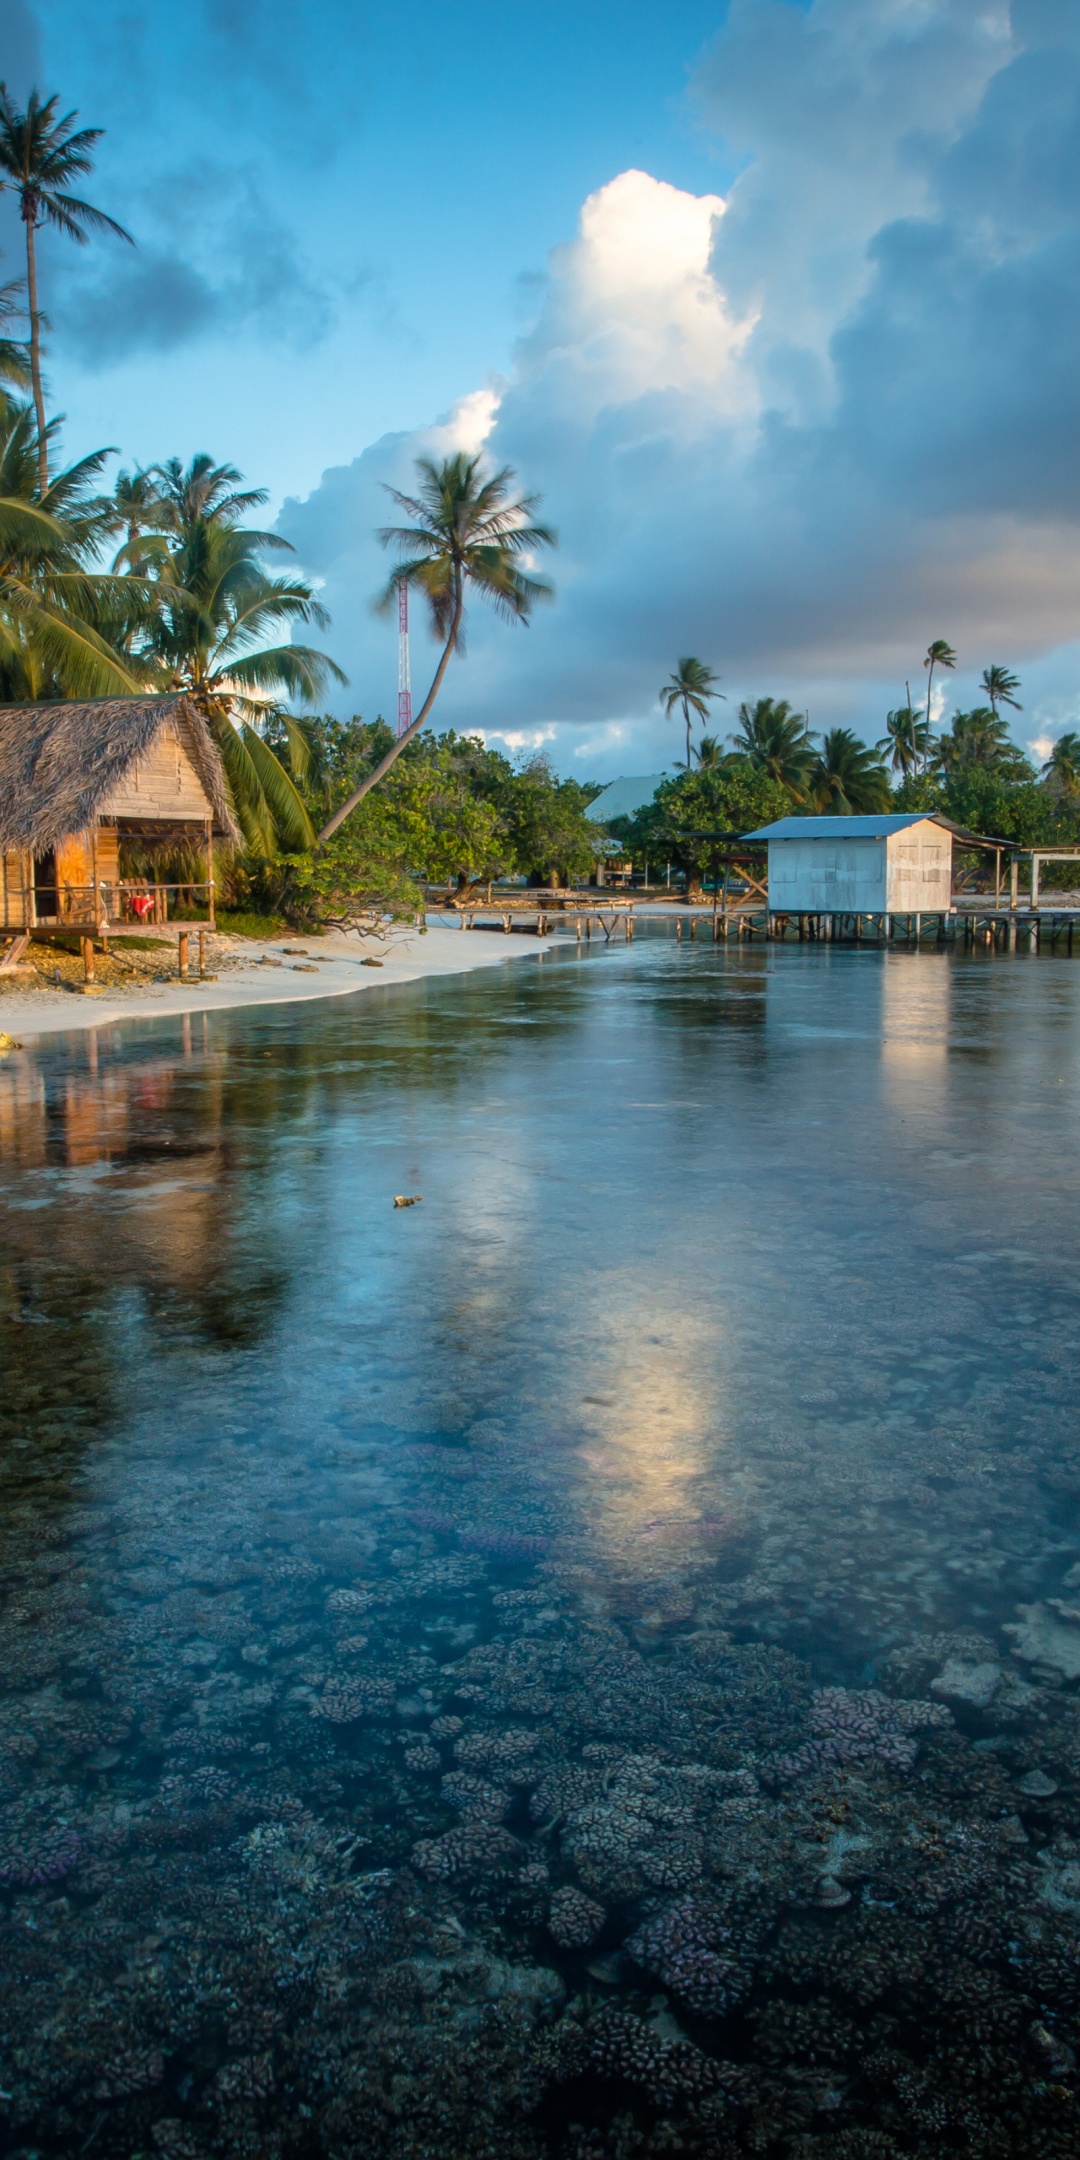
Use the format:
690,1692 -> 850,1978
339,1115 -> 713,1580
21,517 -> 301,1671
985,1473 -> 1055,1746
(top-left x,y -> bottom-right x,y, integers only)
426,892 -> 635,940
671,904 -> 1080,949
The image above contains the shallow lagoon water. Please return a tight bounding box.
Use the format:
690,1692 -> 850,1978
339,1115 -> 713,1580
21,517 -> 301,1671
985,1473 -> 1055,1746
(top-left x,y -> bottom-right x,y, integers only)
2,932 -> 1080,2158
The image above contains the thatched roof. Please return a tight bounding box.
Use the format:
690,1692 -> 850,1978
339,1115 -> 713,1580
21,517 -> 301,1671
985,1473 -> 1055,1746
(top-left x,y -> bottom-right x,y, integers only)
0,696 -> 240,850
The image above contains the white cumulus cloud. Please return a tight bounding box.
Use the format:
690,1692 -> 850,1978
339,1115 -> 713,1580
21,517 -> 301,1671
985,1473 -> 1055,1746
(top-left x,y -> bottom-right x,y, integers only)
281,0 -> 1080,773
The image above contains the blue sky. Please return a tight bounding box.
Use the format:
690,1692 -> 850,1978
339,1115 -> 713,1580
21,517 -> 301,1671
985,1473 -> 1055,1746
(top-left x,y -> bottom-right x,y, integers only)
5,0 -> 733,493
4,0 -> 1080,776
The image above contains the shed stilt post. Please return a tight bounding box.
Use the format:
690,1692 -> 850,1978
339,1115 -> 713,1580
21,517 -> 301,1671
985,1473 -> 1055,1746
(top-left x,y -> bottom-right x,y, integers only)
199,928 -> 207,977
178,931 -> 189,980
81,935 -> 94,983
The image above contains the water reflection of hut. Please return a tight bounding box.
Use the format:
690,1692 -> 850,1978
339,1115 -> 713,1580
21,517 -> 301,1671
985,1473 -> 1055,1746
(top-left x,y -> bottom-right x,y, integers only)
0,696 -> 238,933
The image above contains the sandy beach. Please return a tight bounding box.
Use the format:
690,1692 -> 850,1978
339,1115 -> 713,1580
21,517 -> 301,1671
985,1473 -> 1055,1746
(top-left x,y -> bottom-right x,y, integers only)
0,919 -> 556,1040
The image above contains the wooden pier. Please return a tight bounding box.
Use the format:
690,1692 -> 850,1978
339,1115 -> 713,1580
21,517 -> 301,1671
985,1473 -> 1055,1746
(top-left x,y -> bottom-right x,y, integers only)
670,903 -> 1080,950
426,891 -> 635,941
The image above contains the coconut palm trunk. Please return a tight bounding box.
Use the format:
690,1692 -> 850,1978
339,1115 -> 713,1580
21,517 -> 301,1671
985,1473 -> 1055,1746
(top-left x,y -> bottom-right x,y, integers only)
318,587 -> 463,842
23,216 -> 47,493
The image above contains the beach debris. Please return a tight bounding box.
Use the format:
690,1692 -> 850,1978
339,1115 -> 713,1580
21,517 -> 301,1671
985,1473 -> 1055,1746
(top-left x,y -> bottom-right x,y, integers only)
0,1031 -> 21,1052
361,957 -> 384,967
290,964 -> 320,972
394,1193 -> 422,1206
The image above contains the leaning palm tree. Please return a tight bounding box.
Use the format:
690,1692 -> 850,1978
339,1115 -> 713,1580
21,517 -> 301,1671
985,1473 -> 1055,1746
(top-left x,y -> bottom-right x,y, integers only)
0,389 -> 145,699
0,86 -> 133,493
981,664 -> 1021,715
731,696 -> 814,799
1042,732 -> 1080,799
810,728 -> 892,814
876,705 -> 931,779
661,656 -> 722,771
922,638 -> 956,739
125,455 -> 345,852
318,452 -> 555,844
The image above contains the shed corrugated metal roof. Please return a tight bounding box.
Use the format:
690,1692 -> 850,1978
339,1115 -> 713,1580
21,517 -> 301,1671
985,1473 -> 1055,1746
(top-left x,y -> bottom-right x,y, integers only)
742,814 -> 951,841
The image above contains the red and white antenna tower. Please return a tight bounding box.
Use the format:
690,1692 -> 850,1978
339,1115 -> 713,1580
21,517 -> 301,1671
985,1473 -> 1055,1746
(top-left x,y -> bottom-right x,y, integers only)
396,578 -> 412,738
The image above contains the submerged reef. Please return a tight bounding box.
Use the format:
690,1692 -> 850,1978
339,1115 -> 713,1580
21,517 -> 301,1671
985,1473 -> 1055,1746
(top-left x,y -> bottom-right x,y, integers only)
1,1445 -> 1080,2160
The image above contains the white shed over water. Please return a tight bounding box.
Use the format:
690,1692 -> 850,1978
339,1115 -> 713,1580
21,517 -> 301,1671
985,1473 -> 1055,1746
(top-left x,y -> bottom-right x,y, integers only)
742,814 -> 954,915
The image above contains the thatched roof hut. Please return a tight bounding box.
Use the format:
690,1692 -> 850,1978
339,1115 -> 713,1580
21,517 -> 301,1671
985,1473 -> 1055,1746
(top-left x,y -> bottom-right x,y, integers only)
0,695 -> 239,933
0,695 -> 237,853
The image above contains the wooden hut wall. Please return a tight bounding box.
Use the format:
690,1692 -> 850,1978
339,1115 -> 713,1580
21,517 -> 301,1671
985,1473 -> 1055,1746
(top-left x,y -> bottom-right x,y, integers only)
98,712 -> 218,824
2,846 -> 29,928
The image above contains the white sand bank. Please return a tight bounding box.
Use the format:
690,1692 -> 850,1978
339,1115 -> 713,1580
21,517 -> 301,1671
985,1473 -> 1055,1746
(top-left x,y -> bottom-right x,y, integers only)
0,922 -> 555,1041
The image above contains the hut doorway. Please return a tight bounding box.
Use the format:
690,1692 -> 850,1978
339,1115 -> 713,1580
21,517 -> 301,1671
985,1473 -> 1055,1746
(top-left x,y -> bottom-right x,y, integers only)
33,848 -> 57,920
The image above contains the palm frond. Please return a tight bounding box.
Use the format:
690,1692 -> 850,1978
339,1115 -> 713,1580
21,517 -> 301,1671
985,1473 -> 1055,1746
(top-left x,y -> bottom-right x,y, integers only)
240,723 -> 315,849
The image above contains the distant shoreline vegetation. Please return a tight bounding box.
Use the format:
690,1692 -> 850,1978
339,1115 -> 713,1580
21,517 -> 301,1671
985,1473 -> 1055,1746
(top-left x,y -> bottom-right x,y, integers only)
605,682 -> 1080,897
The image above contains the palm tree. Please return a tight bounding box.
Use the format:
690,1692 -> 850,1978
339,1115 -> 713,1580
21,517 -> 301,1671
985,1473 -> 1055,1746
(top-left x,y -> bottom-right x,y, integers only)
981,664 -> 1021,715
103,465 -> 162,546
0,389 -> 144,699
125,454 -> 345,852
933,707 -> 1032,779
876,705 -> 931,779
1042,732 -> 1080,799
0,86 -> 133,492
810,728 -> 892,814
695,733 -> 725,768
922,638 -> 956,739
731,696 -> 814,799
318,453 -> 555,844
0,281 -> 29,390
661,656 -> 722,771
